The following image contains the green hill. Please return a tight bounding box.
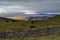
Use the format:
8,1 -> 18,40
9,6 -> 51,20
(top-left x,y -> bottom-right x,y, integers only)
0,15 -> 60,40
0,15 -> 60,31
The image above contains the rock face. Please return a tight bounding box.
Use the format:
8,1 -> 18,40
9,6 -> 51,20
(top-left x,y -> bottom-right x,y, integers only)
0,26 -> 60,38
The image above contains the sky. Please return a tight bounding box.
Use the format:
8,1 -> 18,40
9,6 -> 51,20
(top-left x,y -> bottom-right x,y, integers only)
0,0 -> 60,17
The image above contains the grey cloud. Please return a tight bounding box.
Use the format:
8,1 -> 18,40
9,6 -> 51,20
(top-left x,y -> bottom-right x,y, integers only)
0,0 -> 60,1
0,0 -> 60,15
0,0 -> 60,11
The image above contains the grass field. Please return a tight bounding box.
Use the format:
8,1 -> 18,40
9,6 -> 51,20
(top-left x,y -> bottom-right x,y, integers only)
0,15 -> 60,40
0,15 -> 60,31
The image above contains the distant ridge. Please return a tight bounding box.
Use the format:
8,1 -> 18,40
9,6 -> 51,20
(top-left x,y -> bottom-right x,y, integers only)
0,15 -> 59,21
6,14 -> 56,20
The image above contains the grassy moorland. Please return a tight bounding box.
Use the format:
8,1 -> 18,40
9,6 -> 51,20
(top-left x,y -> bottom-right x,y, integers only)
0,15 -> 60,40
0,15 -> 60,31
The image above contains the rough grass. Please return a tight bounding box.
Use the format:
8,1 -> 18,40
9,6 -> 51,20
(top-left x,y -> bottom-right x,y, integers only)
0,15 -> 60,31
0,15 -> 60,40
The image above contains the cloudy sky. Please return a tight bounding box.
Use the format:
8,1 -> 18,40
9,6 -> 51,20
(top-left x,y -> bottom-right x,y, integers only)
0,0 -> 60,17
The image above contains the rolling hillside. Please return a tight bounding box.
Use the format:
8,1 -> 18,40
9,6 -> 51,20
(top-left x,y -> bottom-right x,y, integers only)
0,15 -> 60,31
0,15 -> 60,40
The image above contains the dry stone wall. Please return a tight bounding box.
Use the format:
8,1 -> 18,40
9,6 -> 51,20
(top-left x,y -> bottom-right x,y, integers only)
0,26 -> 60,38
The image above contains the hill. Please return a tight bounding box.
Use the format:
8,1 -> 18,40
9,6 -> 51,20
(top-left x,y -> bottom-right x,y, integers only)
0,15 -> 60,40
0,15 -> 60,31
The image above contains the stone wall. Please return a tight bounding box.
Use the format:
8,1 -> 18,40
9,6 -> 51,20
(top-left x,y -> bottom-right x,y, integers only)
0,26 -> 60,38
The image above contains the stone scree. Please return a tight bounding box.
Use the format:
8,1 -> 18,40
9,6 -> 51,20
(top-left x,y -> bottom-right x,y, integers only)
0,26 -> 60,38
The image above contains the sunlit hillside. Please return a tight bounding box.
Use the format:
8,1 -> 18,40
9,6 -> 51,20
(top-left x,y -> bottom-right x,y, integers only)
7,15 -> 27,20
